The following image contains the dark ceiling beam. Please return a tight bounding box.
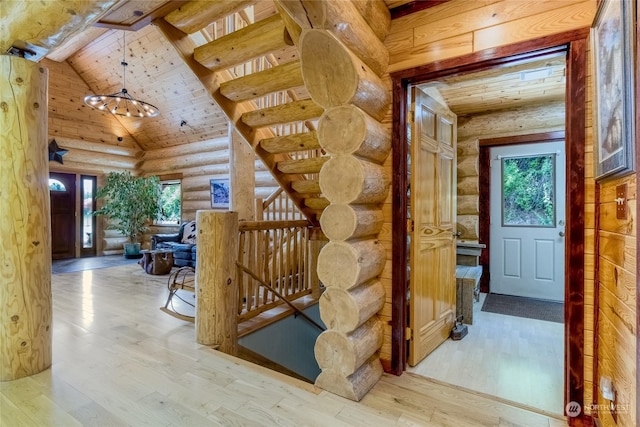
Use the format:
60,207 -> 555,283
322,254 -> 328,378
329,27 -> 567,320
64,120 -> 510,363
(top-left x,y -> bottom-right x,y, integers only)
390,0 -> 451,20
94,1 -> 187,31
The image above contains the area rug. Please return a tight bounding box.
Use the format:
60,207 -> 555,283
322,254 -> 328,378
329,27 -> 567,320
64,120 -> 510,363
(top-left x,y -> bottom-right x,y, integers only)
52,255 -> 139,274
481,293 -> 564,323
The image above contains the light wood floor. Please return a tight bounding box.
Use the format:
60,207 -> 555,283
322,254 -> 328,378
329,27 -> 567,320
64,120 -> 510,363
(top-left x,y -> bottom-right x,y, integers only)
408,293 -> 565,415
1,264 -> 566,426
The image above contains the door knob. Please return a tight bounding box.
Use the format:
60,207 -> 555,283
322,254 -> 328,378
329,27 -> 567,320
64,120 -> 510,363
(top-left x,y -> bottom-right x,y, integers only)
453,231 -> 462,237
559,231 -> 565,237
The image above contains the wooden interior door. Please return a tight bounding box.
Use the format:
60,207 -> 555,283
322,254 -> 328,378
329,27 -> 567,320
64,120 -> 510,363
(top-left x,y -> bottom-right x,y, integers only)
408,87 -> 457,366
50,172 -> 76,260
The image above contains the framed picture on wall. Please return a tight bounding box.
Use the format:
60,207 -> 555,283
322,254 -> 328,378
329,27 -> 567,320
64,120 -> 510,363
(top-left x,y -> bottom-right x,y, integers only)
210,178 -> 230,209
591,0 -> 636,180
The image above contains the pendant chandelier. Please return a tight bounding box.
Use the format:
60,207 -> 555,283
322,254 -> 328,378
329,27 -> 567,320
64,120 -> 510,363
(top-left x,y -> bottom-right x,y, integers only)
84,31 -> 159,118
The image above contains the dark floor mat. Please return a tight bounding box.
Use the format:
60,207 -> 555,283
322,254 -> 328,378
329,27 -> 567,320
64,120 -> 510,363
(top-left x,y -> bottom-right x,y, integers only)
481,293 -> 564,323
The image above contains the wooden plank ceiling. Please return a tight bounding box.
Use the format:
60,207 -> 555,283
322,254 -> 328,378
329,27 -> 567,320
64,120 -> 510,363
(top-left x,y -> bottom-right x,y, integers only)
9,0 -> 564,151
419,54 -> 567,117
67,24 -> 230,150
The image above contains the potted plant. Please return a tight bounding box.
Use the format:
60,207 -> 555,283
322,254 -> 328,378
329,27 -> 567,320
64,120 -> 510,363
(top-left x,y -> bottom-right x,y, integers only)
95,171 -> 161,258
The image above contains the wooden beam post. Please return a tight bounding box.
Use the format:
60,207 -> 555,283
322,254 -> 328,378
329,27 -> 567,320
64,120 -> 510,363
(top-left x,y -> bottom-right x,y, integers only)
0,56 -> 52,381
196,211 -> 239,355
230,128 -> 255,221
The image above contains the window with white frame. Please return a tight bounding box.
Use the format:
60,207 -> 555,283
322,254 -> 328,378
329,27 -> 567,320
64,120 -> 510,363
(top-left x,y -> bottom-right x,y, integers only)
157,180 -> 181,224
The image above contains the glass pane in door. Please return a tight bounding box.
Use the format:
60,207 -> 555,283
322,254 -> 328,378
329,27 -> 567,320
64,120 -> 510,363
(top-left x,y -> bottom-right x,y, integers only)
82,177 -> 95,249
501,154 -> 556,227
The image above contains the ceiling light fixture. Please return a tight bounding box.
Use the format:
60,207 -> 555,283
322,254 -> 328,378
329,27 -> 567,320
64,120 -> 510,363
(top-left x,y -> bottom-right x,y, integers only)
520,68 -> 552,82
84,31 -> 159,118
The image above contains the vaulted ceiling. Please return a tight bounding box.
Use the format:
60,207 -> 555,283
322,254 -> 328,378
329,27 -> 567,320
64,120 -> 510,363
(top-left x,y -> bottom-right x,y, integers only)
3,0 -> 565,151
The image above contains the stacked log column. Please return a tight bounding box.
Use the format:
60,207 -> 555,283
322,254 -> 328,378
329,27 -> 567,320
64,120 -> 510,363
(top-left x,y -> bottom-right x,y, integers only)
300,14 -> 391,400
457,139 -> 480,240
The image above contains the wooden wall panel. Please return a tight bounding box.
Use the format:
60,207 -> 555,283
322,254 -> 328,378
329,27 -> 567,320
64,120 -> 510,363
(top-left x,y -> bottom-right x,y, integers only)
387,0 -> 596,73
472,2 -> 596,51
596,174 -> 637,427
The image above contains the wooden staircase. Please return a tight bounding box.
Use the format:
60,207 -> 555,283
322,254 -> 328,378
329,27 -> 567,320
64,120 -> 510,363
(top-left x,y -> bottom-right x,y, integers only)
155,1 -> 326,223
155,0 -> 393,403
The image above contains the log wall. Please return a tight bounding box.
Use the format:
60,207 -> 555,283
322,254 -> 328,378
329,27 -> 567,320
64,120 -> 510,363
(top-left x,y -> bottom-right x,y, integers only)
383,0 -> 600,397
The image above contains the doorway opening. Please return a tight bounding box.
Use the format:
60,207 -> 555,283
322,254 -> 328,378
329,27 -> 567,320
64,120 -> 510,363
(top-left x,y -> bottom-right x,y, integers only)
409,135 -> 568,414
391,32 -> 587,417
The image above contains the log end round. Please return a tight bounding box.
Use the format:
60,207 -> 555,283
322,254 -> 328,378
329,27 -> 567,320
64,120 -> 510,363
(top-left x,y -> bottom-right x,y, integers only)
315,356 -> 383,401
319,281 -> 385,332
319,156 -> 390,205
320,204 -> 358,241
314,330 -> 355,373
317,240 -> 386,289
317,241 -> 360,288
319,156 -> 362,204
318,106 -> 366,155
319,288 -> 360,331
300,29 -> 358,109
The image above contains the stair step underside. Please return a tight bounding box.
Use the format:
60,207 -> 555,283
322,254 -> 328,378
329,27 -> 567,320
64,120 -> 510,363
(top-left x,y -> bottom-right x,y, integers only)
260,131 -> 320,154
219,60 -> 304,102
290,180 -> 321,194
242,99 -> 324,128
277,157 -> 329,174
304,197 -> 329,210
193,14 -> 291,72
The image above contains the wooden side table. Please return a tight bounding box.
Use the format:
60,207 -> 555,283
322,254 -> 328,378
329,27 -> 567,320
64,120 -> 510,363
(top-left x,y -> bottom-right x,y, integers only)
139,249 -> 174,275
455,265 -> 483,325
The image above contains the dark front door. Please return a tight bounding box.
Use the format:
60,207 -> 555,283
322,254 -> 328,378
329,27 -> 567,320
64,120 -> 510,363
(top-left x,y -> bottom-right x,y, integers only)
50,172 -> 76,259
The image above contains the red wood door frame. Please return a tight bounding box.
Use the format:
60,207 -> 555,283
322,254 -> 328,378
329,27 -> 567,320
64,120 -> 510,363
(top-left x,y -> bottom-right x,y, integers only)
390,28 -> 589,424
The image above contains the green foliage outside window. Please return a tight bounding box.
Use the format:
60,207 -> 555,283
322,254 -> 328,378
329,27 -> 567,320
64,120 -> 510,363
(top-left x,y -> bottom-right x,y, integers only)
502,155 -> 555,226
159,182 -> 181,224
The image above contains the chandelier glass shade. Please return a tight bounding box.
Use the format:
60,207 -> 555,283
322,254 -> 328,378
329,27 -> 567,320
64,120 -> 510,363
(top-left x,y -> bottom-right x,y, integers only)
84,31 -> 159,118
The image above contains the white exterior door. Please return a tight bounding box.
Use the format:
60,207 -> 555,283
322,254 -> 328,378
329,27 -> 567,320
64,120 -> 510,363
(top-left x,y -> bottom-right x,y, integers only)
490,141 -> 565,301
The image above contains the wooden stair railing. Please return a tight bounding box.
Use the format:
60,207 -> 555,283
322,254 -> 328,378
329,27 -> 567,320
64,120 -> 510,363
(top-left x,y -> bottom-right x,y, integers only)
236,262 -> 324,332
